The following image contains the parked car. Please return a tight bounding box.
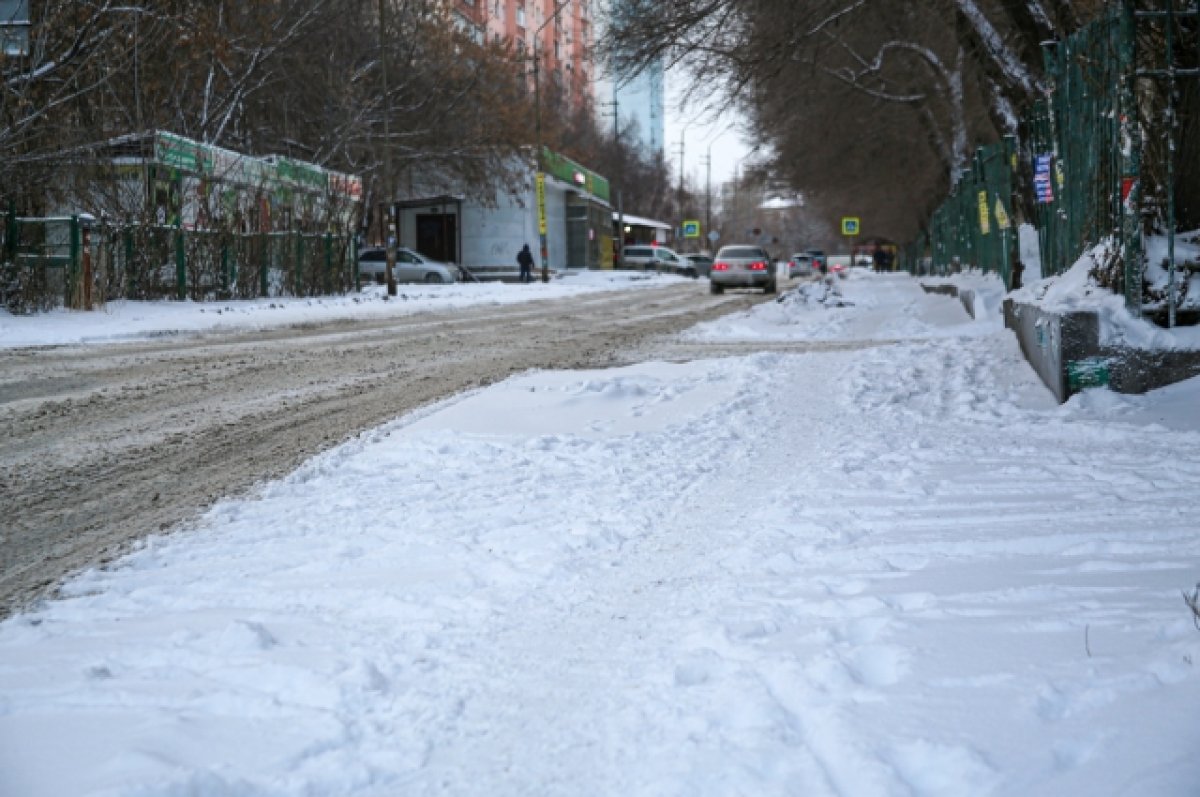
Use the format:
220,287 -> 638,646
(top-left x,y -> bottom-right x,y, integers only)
358,247 -> 459,284
709,244 -> 776,294
621,245 -> 696,277
789,253 -> 815,278
828,255 -> 852,277
805,248 -> 828,274
684,253 -> 713,278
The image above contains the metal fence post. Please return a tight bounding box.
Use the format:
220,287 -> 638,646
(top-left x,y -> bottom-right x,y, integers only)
124,226 -> 135,297
4,202 -> 16,263
353,235 -> 360,292
259,232 -> 269,298
69,216 -> 81,309
294,231 -> 304,297
221,236 -> 232,296
174,222 -> 186,300
1119,0 -> 1143,314
324,232 -> 333,295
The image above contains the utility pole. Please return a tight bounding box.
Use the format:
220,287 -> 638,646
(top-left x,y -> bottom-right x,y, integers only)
677,134 -> 685,249
703,147 -> 712,251
601,98 -> 625,269
378,0 -> 397,296
532,0 -> 573,283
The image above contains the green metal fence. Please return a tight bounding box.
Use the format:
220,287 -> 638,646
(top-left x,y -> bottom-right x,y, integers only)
904,3 -> 1153,303
908,139 -> 1019,287
2,210 -> 357,313
1,216 -> 85,313
909,2 -> 1199,319
1026,8 -> 1136,301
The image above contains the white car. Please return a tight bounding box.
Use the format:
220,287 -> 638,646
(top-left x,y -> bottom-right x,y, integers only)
620,245 -> 696,277
358,247 -> 459,284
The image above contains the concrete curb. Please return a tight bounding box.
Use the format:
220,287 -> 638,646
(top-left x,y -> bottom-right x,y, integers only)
919,283 -> 977,319
1003,299 -> 1200,402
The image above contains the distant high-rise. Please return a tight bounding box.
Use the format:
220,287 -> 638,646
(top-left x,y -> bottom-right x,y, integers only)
610,61 -> 664,159
594,1 -> 665,160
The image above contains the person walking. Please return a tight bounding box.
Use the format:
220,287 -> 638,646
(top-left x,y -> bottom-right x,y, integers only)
517,244 -> 534,284
872,246 -> 887,273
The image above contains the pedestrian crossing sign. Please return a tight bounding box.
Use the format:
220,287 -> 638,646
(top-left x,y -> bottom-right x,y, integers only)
841,217 -> 860,236
682,220 -> 701,238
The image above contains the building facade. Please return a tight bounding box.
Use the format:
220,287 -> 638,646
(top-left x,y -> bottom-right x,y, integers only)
454,0 -> 596,117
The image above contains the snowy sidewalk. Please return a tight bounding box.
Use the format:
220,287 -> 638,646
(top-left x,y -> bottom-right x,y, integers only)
1,272 -> 1198,796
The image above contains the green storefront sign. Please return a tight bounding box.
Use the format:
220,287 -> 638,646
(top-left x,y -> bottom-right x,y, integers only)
542,148 -> 610,203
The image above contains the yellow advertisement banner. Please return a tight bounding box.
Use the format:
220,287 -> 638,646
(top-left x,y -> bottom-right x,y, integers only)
536,173 -> 547,236
994,195 -> 1011,230
977,191 -> 991,235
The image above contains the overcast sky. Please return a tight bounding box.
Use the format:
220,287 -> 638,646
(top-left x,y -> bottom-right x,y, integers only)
663,68 -> 752,192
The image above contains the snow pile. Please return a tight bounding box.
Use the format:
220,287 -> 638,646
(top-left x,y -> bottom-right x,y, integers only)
1,272 -> 1199,796
0,270 -> 684,349
1011,238 -> 1200,351
685,271 -> 1003,343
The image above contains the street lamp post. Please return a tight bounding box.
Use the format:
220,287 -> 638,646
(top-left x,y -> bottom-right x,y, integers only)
532,0 -> 572,283
378,0 -> 397,296
600,99 -> 625,268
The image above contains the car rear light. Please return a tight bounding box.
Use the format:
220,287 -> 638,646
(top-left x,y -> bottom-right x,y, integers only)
748,261 -> 767,271
713,262 -> 730,271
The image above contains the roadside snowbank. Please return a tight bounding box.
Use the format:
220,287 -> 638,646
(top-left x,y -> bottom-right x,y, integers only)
1010,237 -> 1200,351
2,272 -> 1198,796
0,270 -> 681,349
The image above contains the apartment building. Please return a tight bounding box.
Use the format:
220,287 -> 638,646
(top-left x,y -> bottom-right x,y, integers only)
454,0 -> 596,116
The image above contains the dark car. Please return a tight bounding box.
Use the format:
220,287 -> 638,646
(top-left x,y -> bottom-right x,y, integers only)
685,253 -> 713,278
806,249 -> 828,274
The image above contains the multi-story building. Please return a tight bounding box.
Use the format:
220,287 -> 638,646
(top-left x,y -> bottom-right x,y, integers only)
454,0 -> 596,117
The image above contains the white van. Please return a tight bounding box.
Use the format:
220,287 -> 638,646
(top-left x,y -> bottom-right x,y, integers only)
620,245 -> 697,277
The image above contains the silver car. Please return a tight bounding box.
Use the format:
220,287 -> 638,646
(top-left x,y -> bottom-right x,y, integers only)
710,245 -> 776,294
789,253 -> 815,278
358,247 -> 459,284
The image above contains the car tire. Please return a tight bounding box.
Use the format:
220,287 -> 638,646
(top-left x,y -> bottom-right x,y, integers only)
764,281 -> 777,295
424,273 -> 442,284
687,268 -> 697,279
710,282 -> 724,295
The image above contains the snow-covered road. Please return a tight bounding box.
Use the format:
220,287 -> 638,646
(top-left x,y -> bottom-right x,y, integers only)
2,271 -> 1198,796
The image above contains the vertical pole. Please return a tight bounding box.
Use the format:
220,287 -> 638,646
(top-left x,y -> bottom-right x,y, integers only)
259,232 -> 268,297
324,232 -> 333,294
614,98 -> 625,269
69,217 -> 81,309
1118,0 -> 1142,315
221,236 -> 231,296
124,226 -> 134,297
705,144 -> 712,248
378,0 -> 397,296
82,227 -> 93,310
353,235 -> 361,292
295,231 -> 304,296
174,222 -> 185,300
1165,0 -> 1177,328
677,134 -> 685,251
535,53 -> 549,282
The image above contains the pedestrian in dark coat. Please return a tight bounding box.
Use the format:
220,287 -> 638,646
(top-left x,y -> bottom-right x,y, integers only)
517,244 -> 534,283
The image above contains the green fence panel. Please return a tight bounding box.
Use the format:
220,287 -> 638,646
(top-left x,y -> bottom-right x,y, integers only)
914,5 -> 1158,307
